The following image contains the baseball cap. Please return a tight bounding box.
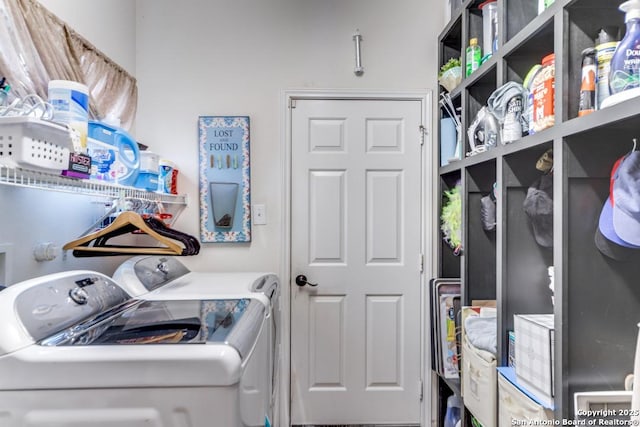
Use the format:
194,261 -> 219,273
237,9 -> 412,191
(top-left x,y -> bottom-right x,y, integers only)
523,173 -> 553,247
612,151 -> 640,246
594,155 -> 640,260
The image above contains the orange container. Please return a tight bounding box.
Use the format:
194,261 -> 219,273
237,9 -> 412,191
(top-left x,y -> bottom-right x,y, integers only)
532,53 -> 555,132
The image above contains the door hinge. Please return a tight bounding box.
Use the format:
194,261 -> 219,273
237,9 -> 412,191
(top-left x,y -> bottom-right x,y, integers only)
419,125 -> 427,145
418,253 -> 424,273
289,99 -> 297,109
419,379 -> 424,401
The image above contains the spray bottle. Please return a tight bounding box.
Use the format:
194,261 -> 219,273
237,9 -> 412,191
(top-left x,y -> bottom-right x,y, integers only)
578,48 -> 597,116
609,0 -> 640,95
596,27 -> 620,108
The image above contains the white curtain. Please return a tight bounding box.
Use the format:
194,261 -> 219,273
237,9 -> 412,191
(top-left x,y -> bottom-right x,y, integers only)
0,0 -> 137,129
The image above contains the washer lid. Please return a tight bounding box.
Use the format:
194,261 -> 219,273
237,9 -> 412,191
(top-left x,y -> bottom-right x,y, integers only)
0,271 -> 131,355
41,298 -> 265,360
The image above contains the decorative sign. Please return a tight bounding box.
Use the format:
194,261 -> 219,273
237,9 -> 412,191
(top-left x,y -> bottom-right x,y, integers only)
198,116 -> 251,242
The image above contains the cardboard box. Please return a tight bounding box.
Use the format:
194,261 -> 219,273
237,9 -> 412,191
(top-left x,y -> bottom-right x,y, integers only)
514,314 -> 554,407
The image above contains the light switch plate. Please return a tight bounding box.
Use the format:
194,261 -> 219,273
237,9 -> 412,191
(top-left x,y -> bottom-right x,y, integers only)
253,204 -> 267,225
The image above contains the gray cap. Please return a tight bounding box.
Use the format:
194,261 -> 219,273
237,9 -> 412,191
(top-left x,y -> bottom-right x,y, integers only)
523,174 -> 553,248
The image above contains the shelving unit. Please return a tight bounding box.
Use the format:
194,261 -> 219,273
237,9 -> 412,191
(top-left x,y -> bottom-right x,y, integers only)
0,166 -> 188,206
435,0 -> 640,424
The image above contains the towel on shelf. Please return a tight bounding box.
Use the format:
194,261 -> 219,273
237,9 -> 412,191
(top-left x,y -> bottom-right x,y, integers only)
464,314 -> 497,356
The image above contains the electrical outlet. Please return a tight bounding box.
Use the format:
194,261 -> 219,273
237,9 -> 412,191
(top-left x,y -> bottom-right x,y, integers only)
253,204 -> 267,225
0,243 -> 13,286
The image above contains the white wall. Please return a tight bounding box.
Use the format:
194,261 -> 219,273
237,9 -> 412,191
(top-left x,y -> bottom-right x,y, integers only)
135,0 -> 444,274
37,0 -> 136,75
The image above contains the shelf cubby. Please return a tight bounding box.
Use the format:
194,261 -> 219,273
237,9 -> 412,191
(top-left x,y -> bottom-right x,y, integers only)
561,132 -> 640,417
565,0 -> 625,120
501,144 -> 554,342
464,160 -> 497,306
505,0 -> 540,43
503,18 -> 554,84
439,172 -> 463,279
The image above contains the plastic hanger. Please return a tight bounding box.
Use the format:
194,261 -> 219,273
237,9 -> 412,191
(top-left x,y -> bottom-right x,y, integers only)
86,215 -> 200,256
62,211 -> 185,256
144,216 -> 200,255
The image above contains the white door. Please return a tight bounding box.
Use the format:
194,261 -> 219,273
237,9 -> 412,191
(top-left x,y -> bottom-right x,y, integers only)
290,97 -> 424,425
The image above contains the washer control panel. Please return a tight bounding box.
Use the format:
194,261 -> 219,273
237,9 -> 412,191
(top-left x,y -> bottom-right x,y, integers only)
14,272 -> 130,343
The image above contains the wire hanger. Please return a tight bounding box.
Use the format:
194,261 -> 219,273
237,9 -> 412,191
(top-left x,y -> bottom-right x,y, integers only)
62,211 -> 186,256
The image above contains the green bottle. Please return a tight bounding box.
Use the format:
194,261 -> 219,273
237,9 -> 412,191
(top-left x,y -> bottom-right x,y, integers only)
466,38 -> 481,77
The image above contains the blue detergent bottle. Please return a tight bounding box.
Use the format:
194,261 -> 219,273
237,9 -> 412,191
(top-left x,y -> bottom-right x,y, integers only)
444,394 -> 462,427
88,120 -> 140,186
609,0 -> 640,95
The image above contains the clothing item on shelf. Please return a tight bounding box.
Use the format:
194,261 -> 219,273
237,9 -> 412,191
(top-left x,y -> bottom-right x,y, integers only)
464,314 -> 497,355
612,151 -> 640,245
523,173 -> 554,247
596,153 -> 640,260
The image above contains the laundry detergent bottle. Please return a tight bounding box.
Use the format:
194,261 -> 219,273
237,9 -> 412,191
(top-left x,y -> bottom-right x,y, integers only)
609,0 -> 640,95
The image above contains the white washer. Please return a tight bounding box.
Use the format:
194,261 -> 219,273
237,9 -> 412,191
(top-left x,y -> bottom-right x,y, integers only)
112,255 -> 280,426
0,270 -> 270,427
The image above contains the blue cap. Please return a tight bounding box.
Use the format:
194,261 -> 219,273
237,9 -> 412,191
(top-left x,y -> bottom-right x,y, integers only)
612,151 -> 640,245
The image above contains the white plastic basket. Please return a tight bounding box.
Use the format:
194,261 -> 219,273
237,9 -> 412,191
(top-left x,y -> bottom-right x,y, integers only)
0,116 -> 74,173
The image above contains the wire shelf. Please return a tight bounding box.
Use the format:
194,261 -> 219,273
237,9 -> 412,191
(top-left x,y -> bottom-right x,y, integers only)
0,166 -> 188,205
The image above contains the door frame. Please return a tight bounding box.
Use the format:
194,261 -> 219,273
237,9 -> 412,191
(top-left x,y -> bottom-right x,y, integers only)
280,89 -> 434,427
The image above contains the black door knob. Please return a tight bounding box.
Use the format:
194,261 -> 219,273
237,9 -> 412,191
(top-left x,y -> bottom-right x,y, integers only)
295,274 -> 318,287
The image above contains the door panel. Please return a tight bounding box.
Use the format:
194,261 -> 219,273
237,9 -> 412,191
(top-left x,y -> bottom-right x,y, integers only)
291,98 -> 423,425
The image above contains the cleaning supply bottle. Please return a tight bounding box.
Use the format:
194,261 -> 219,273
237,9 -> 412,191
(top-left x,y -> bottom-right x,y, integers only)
531,53 -> 555,132
443,394 -> 462,427
578,48 -> 597,116
87,120 -> 140,186
466,38 -> 481,77
609,0 -> 640,95
523,64 -> 542,135
596,27 -> 620,108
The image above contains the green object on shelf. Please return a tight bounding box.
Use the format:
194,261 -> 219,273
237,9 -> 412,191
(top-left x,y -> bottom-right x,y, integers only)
471,415 -> 483,427
466,38 -> 481,77
439,57 -> 462,79
441,184 -> 462,253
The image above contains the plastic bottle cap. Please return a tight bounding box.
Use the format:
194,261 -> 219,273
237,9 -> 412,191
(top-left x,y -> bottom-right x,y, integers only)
523,64 -> 542,89
597,27 -> 620,44
470,38 -> 478,46
478,0 -> 496,10
542,53 -> 555,65
620,0 -> 640,21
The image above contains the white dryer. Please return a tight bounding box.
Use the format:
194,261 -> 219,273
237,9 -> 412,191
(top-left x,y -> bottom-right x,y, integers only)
112,255 -> 280,425
0,270 -> 270,427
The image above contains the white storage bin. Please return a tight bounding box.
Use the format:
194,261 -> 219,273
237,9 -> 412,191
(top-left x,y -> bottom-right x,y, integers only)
462,333 -> 497,426
498,369 -> 553,427
0,116 -> 73,173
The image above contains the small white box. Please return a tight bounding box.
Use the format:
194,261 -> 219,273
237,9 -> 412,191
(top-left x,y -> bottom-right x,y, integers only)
514,314 -> 555,408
